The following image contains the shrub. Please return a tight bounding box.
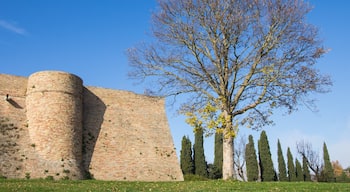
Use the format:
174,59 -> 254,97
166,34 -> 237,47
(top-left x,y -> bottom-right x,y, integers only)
45,176 -> 54,180
25,172 -> 30,179
184,174 -> 209,181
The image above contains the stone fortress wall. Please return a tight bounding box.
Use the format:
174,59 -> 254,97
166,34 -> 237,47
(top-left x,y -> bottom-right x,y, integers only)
0,71 -> 183,181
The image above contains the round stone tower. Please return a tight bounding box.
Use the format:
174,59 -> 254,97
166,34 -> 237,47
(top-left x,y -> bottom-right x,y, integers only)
26,71 -> 83,179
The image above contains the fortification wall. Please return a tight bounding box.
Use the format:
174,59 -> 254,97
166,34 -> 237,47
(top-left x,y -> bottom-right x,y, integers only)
84,87 -> 182,181
0,74 -> 27,178
0,71 -> 183,181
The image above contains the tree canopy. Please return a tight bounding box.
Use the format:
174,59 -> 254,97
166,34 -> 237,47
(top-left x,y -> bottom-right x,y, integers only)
245,135 -> 259,181
277,139 -> 287,181
322,142 -> 334,182
128,0 -> 331,179
180,136 -> 194,174
213,132 -> 223,178
193,127 -> 208,177
287,147 -> 296,181
258,131 -> 276,181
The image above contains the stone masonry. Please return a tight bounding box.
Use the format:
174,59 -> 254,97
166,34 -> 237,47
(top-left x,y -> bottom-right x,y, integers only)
0,71 -> 183,181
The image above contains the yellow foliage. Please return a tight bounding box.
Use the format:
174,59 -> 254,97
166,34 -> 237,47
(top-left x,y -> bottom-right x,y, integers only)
261,65 -> 274,75
217,113 -> 226,126
216,128 -> 224,134
184,112 -> 200,127
183,102 -> 222,131
202,103 -> 217,114
183,102 -> 238,139
224,130 -> 236,139
207,120 -> 217,129
193,126 -> 203,133
332,160 -> 344,177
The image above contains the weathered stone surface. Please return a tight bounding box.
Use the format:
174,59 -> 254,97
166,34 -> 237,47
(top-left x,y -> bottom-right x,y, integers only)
0,71 -> 183,181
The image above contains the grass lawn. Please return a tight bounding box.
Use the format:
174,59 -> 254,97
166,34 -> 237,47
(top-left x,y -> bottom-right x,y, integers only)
0,179 -> 349,192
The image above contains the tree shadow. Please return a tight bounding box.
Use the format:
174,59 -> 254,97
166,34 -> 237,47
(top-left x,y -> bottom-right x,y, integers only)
82,88 -> 105,178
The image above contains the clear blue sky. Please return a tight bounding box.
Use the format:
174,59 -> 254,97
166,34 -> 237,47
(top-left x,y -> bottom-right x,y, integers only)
1,0 -> 349,169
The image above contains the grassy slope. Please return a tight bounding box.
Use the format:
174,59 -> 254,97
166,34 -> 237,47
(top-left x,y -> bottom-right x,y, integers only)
0,180 -> 349,192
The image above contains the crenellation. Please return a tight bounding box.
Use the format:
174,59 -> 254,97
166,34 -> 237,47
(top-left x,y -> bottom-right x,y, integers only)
0,71 -> 183,181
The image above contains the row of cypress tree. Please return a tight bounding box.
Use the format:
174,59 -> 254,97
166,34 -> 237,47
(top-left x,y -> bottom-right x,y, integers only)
180,131 -> 223,179
180,127 -> 209,178
180,129 -> 335,182
246,131 -> 334,182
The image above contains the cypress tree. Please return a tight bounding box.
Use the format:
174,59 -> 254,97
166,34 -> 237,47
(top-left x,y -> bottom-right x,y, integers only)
322,142 -> 334,182
213,132 -> 223,179
277,139 -> 287,181
302,156 -> 311,181
245,135 -> 259,181
193,127 -> 208,177
180,135 -> 194,175
295,158 -> 303,181
258,131 -> 276,181
287,147 -> 296,181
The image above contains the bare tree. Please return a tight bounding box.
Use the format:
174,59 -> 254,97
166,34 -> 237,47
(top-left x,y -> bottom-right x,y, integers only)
128,0 -> 331,179
296,140 -> 322,181
234,134 -> 247,181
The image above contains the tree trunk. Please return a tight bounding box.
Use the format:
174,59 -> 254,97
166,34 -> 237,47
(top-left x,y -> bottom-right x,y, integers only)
223,134 -> 234,180
222,108 -> 235,180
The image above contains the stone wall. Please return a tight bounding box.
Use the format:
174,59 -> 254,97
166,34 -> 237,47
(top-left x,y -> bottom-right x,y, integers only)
0,71 -> 183,181
0,74 -> 27,178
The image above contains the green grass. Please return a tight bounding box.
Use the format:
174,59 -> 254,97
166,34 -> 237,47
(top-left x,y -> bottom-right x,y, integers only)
0,179 -> 349,192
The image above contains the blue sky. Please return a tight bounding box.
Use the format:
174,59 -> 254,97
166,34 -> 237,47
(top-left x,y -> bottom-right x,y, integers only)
1,0 -> 349,169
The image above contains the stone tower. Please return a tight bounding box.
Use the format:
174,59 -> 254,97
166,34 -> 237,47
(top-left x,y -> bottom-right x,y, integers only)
25,71 -> 83,179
